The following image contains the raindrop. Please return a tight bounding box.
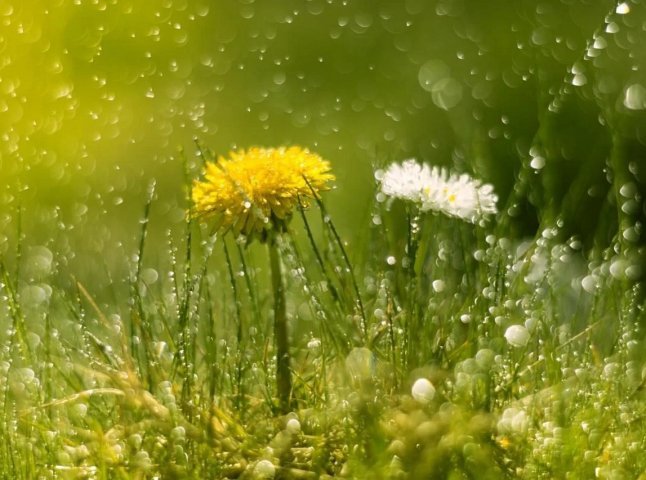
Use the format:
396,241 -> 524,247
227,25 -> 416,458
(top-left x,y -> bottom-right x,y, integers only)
623,227 -> 639,243
20,285 -> 48,305
531,27 -> 551,46
592,36 -> 607,50
581,275 -> 599,293
354,13 -> 373,28
286,418 -> 301,434
624,84 -> 646,110
621,199 -> 638,215
272,72 -> 286,85
609,259 -> 626,279
418,59 -> 450,92
619,182 -> 637,198
431,77 -> 463,110
616,2 -> 630,14
530,156 -> 545,170
411,378 -> 435,404
254,460 -> 276,479
504,325 -> 529,348
605,22 -> 619,34
307,337 -> 321,349
141,268 -> 159,284
572,74 -> 587,86
626,264 -> 642,280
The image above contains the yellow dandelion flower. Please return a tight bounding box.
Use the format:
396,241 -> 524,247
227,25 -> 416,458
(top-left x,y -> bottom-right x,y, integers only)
497,436 -> 511,449
192,146 -> 335,237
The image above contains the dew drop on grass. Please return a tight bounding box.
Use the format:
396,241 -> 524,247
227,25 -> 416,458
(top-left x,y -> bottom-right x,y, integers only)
616,2 -> 630,14
625,264 -> 642,280
72,403 -> 88,418
21,285 -> 48,305
411,378 -> 435,404
581,275 -> 598,293
418,59 -> 450,92
26,332 -> 41,350
619,182 -> 637,198
504,325 -> 529,348
475,349 -> 494,369
286,417 -> 301,434
530,156 -> 545,170
254,459 -> 276,479
141,267 -> 159,284
624,84 -> 646,110
609,259 -> 626,279
572,74 -> 587,86
606,22 -> 619,33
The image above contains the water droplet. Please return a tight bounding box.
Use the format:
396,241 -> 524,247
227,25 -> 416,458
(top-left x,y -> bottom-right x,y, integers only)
624,84 -> 646,110
307,337 -> 321,349
616,2 -> 630,14
581,275 -> 599,293
254,460 -> 276,479
530,156 -> 545,170
141,268 -> 159,284
593,36 -> 607,50
504,325 -> 529,348
609,258 -> 626,279
431,77 -> 463,110
572,74 -> 587,86
432,279 -> 445,292
418,59 -> 450,92
605,22 -> 619,34
286,418 -> 301,434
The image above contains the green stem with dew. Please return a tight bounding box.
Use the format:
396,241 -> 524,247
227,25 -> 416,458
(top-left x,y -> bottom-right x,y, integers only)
268,230 -> 291,413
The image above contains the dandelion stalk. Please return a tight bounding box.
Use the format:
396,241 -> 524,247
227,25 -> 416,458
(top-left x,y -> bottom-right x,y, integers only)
268,230 -> 292,413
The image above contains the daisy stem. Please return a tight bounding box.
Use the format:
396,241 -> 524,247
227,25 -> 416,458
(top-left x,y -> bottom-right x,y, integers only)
405,208 -> 422,369
268,231 -> 292,413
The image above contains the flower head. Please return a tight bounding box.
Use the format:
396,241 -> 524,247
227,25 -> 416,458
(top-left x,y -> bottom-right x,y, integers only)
420,169 -> 498,224
379,160 -> 497,224
379,160 -> 434,203
192,146 -> 334,237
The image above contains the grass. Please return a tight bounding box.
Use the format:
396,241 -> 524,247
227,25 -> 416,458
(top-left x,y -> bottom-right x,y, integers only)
1,155 -> 645,480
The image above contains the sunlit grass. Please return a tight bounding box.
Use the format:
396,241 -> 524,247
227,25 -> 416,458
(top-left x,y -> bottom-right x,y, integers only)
1,148 -> 645,479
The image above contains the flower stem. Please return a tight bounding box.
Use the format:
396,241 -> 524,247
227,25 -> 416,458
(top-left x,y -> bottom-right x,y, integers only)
268,232 -> 291,413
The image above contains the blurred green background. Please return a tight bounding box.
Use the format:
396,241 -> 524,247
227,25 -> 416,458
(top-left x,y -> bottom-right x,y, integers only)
2,0 -> 646,285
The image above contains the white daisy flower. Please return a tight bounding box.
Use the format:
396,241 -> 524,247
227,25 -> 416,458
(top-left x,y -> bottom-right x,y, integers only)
421,169 -> 497,224
379,160 -> 497,224
379,159 -> 434,203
